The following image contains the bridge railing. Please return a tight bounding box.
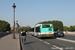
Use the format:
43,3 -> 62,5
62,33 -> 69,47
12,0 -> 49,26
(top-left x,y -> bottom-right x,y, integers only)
0,32 -> 12,38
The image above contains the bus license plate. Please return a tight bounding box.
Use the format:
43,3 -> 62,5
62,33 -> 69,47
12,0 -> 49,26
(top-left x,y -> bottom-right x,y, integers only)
46,34 -> 49,35
49,32 -> 52,33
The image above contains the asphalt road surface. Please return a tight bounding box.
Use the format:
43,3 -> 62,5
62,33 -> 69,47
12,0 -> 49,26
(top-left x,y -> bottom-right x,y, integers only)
58,34 -> 75,40
21,33 -> 75,50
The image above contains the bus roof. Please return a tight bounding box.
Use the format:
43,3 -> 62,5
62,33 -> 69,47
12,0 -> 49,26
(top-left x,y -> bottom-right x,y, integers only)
31,26 -> 34,28
35,24 -> 42,26
31,24 -> 53,28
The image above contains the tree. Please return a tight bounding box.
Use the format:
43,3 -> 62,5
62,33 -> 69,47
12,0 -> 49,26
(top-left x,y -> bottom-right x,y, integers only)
19,26 -> 31,31
0,20 -> 11,32
69,26 -> 75,31
36,20 -> 63,31
63,26 -> 69,31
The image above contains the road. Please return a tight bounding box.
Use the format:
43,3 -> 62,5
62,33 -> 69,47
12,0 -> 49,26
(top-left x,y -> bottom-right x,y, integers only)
21,33 -> 75,50
59,34 -> 75,40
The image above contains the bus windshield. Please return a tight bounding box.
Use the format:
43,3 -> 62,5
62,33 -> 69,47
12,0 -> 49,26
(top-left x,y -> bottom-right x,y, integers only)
42,25 -> 50,28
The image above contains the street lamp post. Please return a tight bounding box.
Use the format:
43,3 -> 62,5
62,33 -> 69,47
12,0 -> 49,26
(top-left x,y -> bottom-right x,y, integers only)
12,3 -> 16,39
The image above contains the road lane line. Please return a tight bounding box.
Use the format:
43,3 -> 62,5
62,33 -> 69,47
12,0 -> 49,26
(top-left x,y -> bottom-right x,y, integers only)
35,38 -> 38,39
44,41 -> 50,45
30,36 -> 51,45
32,36 -> 51,45
57,38 -> 75,43
38,39 -> 43,41
53,45 -> 63,50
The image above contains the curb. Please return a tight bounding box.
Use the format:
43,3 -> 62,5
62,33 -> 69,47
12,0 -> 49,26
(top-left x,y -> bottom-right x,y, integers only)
17,34 -> 21,50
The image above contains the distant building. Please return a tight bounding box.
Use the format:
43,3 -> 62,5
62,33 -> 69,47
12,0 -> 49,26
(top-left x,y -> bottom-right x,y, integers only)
11,21 -> 20,31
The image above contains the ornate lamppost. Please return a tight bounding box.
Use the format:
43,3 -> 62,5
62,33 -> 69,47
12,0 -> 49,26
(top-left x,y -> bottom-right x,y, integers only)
12,3 -> 16,39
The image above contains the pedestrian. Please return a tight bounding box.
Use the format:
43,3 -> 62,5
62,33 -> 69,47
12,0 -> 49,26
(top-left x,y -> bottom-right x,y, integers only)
21,30 -> 27,43
65,30 -> 67,34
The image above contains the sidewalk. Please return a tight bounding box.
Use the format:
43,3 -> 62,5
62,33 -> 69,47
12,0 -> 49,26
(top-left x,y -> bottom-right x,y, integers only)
0,33 -> 20,50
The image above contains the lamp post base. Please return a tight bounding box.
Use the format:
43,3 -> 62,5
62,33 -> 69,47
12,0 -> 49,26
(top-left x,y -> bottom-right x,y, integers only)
12,36 -> 16,39
12,31 -> 16,39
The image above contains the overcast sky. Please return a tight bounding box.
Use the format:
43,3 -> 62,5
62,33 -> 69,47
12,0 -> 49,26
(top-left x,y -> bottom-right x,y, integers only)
0,0 -> 75,27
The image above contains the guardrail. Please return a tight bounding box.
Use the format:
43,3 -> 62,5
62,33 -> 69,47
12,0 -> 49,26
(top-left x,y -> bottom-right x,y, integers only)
0,32 -> 12,38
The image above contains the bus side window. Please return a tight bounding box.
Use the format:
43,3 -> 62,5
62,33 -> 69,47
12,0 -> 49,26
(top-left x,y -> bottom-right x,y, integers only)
36,27 -> 40,32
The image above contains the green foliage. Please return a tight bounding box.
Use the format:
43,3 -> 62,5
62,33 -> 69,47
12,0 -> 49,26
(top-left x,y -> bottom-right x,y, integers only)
63,25 -> 75,31
0,20 -> 11,32
19,26 -> 31,31
36,20 -> 63,31
69,26 -> 75,31
63,26 -> 70,31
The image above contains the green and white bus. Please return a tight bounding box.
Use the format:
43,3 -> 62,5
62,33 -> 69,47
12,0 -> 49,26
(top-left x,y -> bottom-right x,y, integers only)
30,24 -> 54,38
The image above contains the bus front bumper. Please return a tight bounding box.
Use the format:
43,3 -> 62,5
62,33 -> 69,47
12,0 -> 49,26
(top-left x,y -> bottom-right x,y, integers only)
38,34 -> 54,37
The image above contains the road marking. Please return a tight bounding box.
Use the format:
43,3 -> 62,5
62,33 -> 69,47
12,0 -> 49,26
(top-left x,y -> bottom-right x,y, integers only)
31,36 -> 50,45
44,41 -> 50,45
30,35 -> 51,45
38,39 -> 43,41
57,38 -> 75,43
35,38 -> 38,39
53,45 -> 63,50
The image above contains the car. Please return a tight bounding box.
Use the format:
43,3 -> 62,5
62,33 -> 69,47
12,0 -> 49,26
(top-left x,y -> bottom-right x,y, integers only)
54,31 -> 64,37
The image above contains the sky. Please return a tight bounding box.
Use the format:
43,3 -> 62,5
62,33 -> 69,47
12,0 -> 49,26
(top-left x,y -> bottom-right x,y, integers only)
0,0 -> 75,27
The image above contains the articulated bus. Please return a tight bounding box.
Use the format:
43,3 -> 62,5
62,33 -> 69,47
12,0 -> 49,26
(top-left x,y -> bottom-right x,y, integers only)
30,24 -> 54,38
